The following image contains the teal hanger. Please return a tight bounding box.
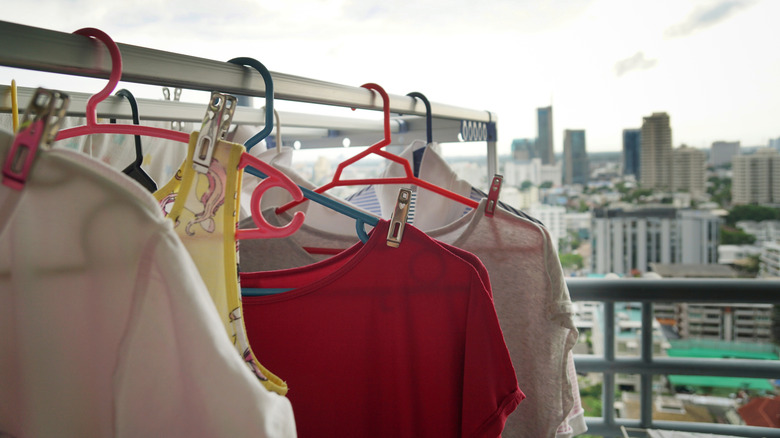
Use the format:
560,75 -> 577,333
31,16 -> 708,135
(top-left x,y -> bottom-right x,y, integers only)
227,56 -> 377,243
228,57 -> 274,150
406,91 -> 432,178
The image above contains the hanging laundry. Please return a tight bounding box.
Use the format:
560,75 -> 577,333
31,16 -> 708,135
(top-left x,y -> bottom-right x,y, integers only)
237,143 -> 585,437
0,128 -> 296,437
241,219 -> 524,437
154,131 -> 290,396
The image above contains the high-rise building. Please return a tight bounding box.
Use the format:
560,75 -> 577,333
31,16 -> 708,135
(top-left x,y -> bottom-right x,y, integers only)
710,141 -> 740,167
640,112 -> 672,190
511,138 -> 537,161
536,106 -> 554,165
769,137 -> 780,152
671,145 -> 706,196
591,207 -> 721,275
732,148 -> 780,205
622,129 -> 641,178
563,129 -> 589,185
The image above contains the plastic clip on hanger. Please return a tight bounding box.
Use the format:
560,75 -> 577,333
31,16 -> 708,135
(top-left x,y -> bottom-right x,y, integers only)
194,91 -> 235,174
55,28 -> 190,144
197,90 -> 306,240
2,88 -> 69,190
109,89 -> 157,192
386,188 -> 412,247
228,57 -> 378,243
276,83 -> 480,215
484,174 -> 503,217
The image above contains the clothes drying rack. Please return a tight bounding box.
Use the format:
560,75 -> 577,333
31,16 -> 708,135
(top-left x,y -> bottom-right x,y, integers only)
0,20 -> 500,179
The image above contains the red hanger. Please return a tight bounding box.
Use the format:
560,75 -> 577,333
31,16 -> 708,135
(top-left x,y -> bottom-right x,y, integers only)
53,28 -> 304,240
275,83 -> 479,215
55,28 -> 190,143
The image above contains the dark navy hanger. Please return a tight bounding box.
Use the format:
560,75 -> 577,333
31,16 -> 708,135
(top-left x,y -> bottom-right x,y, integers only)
110,88 -> 157,192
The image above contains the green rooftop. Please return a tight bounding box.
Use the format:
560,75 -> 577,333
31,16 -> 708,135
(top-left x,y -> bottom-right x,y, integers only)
668,375 -> 775,391
666,348 -> 779,360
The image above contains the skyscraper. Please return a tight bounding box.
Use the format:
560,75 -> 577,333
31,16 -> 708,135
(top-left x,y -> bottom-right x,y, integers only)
622,129 -> 641,179
640,112 -> 672,190
536,106 -> 554,165
563,129 -> 589,185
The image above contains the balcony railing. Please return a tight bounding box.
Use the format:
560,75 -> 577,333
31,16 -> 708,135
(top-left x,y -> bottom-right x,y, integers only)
568,278 -> 780,438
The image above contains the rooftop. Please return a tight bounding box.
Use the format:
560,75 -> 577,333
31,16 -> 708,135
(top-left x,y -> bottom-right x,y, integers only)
650,263 -> 739,278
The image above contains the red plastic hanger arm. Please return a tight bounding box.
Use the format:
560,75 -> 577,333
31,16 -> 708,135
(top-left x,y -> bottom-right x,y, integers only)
276,83 -> 478,214
54,28 -> 189,144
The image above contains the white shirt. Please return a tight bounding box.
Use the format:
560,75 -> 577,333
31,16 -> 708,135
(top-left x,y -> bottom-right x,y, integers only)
0,129 -> 296,438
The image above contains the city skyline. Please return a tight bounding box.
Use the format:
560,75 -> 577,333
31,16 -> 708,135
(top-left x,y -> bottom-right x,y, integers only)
1,0 -> 778,155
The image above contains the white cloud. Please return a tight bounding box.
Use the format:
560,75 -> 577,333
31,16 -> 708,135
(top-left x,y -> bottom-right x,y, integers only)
665,0 -> 755,38
614,52 -> 658,77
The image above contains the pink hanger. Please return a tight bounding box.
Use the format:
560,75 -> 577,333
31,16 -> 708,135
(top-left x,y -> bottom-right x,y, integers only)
276,83 -> 479,215
237,152 -> 305,240
54,28 -> 304,239
55,28 -> 190,143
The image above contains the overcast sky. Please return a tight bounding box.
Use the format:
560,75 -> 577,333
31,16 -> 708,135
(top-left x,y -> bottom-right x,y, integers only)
2,0 -> 778,154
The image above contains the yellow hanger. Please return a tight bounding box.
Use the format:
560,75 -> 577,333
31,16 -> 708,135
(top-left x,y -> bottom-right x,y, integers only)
11,79 -> 19,133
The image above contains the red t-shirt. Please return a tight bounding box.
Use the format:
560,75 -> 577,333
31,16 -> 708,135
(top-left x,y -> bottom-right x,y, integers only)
241,220 -> 523,437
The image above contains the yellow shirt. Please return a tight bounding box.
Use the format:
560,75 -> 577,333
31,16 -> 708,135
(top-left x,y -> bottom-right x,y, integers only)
155,132 -> 288,396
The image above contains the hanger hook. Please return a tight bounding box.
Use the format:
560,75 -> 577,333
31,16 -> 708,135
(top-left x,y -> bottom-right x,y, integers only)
227,57 -> 274,150
114,89 -> 143,167
360,83 -> 391,147
406,92 -> 432,145
72,28 -> 122,128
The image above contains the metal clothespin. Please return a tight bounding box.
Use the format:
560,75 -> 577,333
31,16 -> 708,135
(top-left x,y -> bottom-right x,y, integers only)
193,91 -> 236,174
2,88 -> 69,190
387,188 -> 412,248
484,174 -> 503,217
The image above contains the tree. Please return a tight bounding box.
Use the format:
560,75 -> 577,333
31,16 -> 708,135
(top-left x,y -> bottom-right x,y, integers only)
707,176 -> 732,208
559,253 -> 584,270
520,180 -> 533,190
540,181 -> 554,189
720,226 -> 756,245
726,205 -> 780,226
622,188 -> 653,203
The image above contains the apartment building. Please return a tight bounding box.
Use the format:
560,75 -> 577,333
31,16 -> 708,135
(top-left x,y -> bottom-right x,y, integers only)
732,148 -> 780,205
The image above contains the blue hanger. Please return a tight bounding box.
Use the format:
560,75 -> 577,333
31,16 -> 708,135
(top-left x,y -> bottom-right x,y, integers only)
228,57 -> 273,150
406,92 -> 432,177
227,56 -> 377,243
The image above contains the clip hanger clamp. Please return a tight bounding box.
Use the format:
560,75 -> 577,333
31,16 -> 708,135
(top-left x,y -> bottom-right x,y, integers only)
387,188 -> 412,248
194,91 -> 237,173
2,88 -> 69,190
484,174 -> 503,217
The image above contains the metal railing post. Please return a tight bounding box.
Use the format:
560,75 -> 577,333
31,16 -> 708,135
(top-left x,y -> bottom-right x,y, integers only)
603,302 -> 616,429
